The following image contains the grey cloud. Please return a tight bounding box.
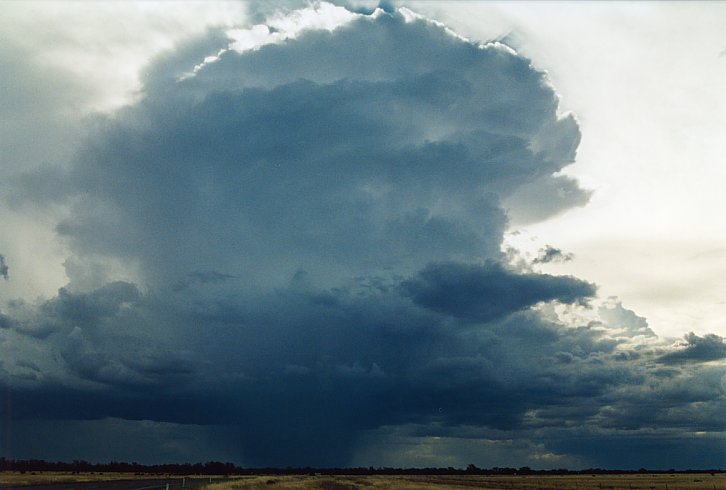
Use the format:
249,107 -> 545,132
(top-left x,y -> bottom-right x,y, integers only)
172,270 -> 237,291
1,281 -> 192,387
0,37 -> 85,221
15,359 -> 40,372
3,274 -> 722,466
41,281 -> 140,326
0,312 -> 14,330
0,254 -> 8,279
187,270 -> 236,284
14,322 -> 58,340
402,261 -> 596,322
659,332 -> 726,364
2,275 -> 613,465
5,164 -> 72,207
533,245 -> 574,264
505,174 -> 591,225
121,350 -> 195,377
37,9 -> 586,293
2,299 -> 60,339
61,327 -> 140,386
2,418 -> 237,465
60,335 -> 194,386
545,428 -> 726,470
598,299 -> 656,338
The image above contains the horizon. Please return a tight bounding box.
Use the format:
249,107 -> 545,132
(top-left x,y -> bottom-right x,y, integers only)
2,458 -> 724,473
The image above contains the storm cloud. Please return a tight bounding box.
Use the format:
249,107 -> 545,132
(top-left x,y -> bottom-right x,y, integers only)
402,261 -> 595,321
659,332 -> 726,364
1,3 -> 723,469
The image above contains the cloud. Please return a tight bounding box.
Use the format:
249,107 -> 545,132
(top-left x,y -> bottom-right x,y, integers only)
659,332 -> 726,364
504,174 -> 591,225
2,418 -> 237,465
41,281 -> 140,325
402,261 -> 595,322
1,2 -> 724,469
598,299 -> 656,338
0,254 -> 7,280
172,270 -> 237,291
0,39 -> 85,176
27,4 -> 587,295
533,245 -> 574,264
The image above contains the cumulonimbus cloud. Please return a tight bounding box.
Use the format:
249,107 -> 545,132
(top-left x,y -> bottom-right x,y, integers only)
0,3 -> 723,469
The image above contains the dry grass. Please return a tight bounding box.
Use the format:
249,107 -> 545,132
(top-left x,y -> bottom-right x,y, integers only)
204,474 -> 726,490
1,472 -> 722,489
0,471 -> 223,487
0,471 -> 155,486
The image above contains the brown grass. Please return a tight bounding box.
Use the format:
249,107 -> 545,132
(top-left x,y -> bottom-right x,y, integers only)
1,472 -> 722,489
0,471 -> 224,487
204,474 -> 726,490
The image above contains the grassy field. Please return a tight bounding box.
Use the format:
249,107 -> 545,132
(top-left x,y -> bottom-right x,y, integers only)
0,472 -> 723,489
0,471 -> 224,486
0,471 -> 151,486
204,474 -> 726,490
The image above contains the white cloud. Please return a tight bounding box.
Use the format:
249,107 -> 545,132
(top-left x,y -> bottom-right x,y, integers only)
0,1 -> 246,112
187,2 -> 360,77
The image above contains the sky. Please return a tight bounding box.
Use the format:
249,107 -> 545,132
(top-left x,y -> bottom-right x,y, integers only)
0,0 -> 724,470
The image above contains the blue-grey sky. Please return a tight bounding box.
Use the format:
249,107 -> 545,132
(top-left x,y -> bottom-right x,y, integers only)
0,1 -> 724,469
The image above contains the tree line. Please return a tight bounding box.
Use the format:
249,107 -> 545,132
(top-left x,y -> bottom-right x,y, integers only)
0,458 -> 721,475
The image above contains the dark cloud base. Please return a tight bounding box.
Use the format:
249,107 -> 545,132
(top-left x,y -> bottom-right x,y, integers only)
1,4 -> 724,469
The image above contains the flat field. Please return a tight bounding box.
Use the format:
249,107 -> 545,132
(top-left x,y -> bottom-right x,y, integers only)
0,471 -> 221,487
205,474 -> 726,490
0,471 -> 153,486
1,473 -> 723,489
